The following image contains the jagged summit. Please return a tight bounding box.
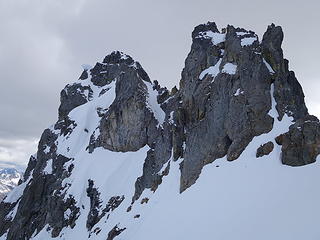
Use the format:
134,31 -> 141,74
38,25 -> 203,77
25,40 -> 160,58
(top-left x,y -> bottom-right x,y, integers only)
1,21 -> 320,240
60,51 -> 152,120
178,21 -> 313,190
102,51 -> 134,65
79,51 -> 150,82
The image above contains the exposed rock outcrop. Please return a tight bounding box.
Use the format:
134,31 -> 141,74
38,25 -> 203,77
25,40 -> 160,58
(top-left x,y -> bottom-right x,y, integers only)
0,22 -> 319,240
276,115 -> 320,166
261,24 -> 308,121
179,22 -> 276,191
256,141 -> 274,158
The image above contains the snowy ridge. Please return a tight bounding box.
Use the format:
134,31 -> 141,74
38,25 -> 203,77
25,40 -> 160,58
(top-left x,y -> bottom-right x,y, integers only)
2,74 -> 319,240
1,22 -> 319,240
25,85 -> 320,240
0,55 -> 168,239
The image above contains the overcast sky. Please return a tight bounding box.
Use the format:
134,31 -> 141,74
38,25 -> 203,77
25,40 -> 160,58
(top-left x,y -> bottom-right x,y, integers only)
0,0 -> 319,170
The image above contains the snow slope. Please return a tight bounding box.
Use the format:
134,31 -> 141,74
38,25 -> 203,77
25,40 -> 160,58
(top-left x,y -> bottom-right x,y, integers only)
124,86 -> 320,240
3,82 -> 320,240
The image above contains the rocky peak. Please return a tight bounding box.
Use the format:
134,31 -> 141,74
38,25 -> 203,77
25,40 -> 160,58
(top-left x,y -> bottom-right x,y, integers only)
102,51 -> 134,65
177,22 -> 312,191
191,21 -> 220,39
0,21 -> 319,240
261,24 -> 308,121
261,23 -> 284,73
58,51 -> 151,120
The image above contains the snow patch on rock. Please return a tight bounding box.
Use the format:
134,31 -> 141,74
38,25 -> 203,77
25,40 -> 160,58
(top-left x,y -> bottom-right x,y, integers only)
234,88 -> 244,96
222,63 -> 237,75
43,159 -> 53,175
145,82 -> 166,127
241,37 -> 257,46
199,59 -> 222,80
196,31 -> 226,45
263,58 -> 275,74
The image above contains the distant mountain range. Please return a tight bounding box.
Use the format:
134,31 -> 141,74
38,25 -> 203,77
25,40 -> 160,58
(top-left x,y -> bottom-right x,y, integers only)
0,168 -> 21,201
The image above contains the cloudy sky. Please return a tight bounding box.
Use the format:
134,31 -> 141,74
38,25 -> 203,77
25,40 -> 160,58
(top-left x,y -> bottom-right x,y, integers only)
0,0 -> 319,170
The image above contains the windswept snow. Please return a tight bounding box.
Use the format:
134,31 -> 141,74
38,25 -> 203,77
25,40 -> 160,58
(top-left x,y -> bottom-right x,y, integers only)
199,59 -> 222,80
25,76 -> 153,239
3,179 -> 29,204
234,88 -> 244,96
115,84 -> 320,240
236,31 -> 248,36
43,145 -> 50,154
145,82 -> 166,127
55,80 -> 116,158
27,80 -> 320,240
120,52 -> 130,60
263,58 -> 275,74
241,37 -> 257,46
5,201 -> 19,220
268,84 -> 279,118
222,63 -> 237,75
3,55 -> 320,240
196,31 -> 226,45
42,159 -> 53,175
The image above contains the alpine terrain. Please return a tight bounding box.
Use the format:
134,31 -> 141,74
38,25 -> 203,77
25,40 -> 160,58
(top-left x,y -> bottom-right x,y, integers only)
0,22 -> 320,240
0,169 -> 21,202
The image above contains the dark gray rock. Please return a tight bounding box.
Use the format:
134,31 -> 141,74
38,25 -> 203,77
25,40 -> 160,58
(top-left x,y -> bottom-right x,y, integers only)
90,51 -> 150,87
262,24 -> 308,121
79,70 -> 89,80
58,83 -> 92,120
105,195 -> 125,213
86,179 -> 103,230
256,141 -> 274,158
276,115 -> 320,166
106,225 -> 126,240
86,179 -> 125,231
179,23 -> 274,191
96,69 -> 158,152
86,52 -> 163,153
133,146 -> 171,202
0,126 -> 75,239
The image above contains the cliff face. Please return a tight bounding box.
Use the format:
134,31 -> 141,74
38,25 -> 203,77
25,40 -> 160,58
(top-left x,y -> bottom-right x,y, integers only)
177,22 -> 312,191
0,22 -> 319,240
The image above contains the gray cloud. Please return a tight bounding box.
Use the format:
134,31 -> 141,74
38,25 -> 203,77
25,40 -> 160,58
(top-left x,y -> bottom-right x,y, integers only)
0,138 -> 38,170
0,0 -> 319,167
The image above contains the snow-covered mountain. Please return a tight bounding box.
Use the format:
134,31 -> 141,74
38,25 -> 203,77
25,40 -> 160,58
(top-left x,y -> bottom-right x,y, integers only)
1,22 -> 320,240
0,168 -> 21,202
